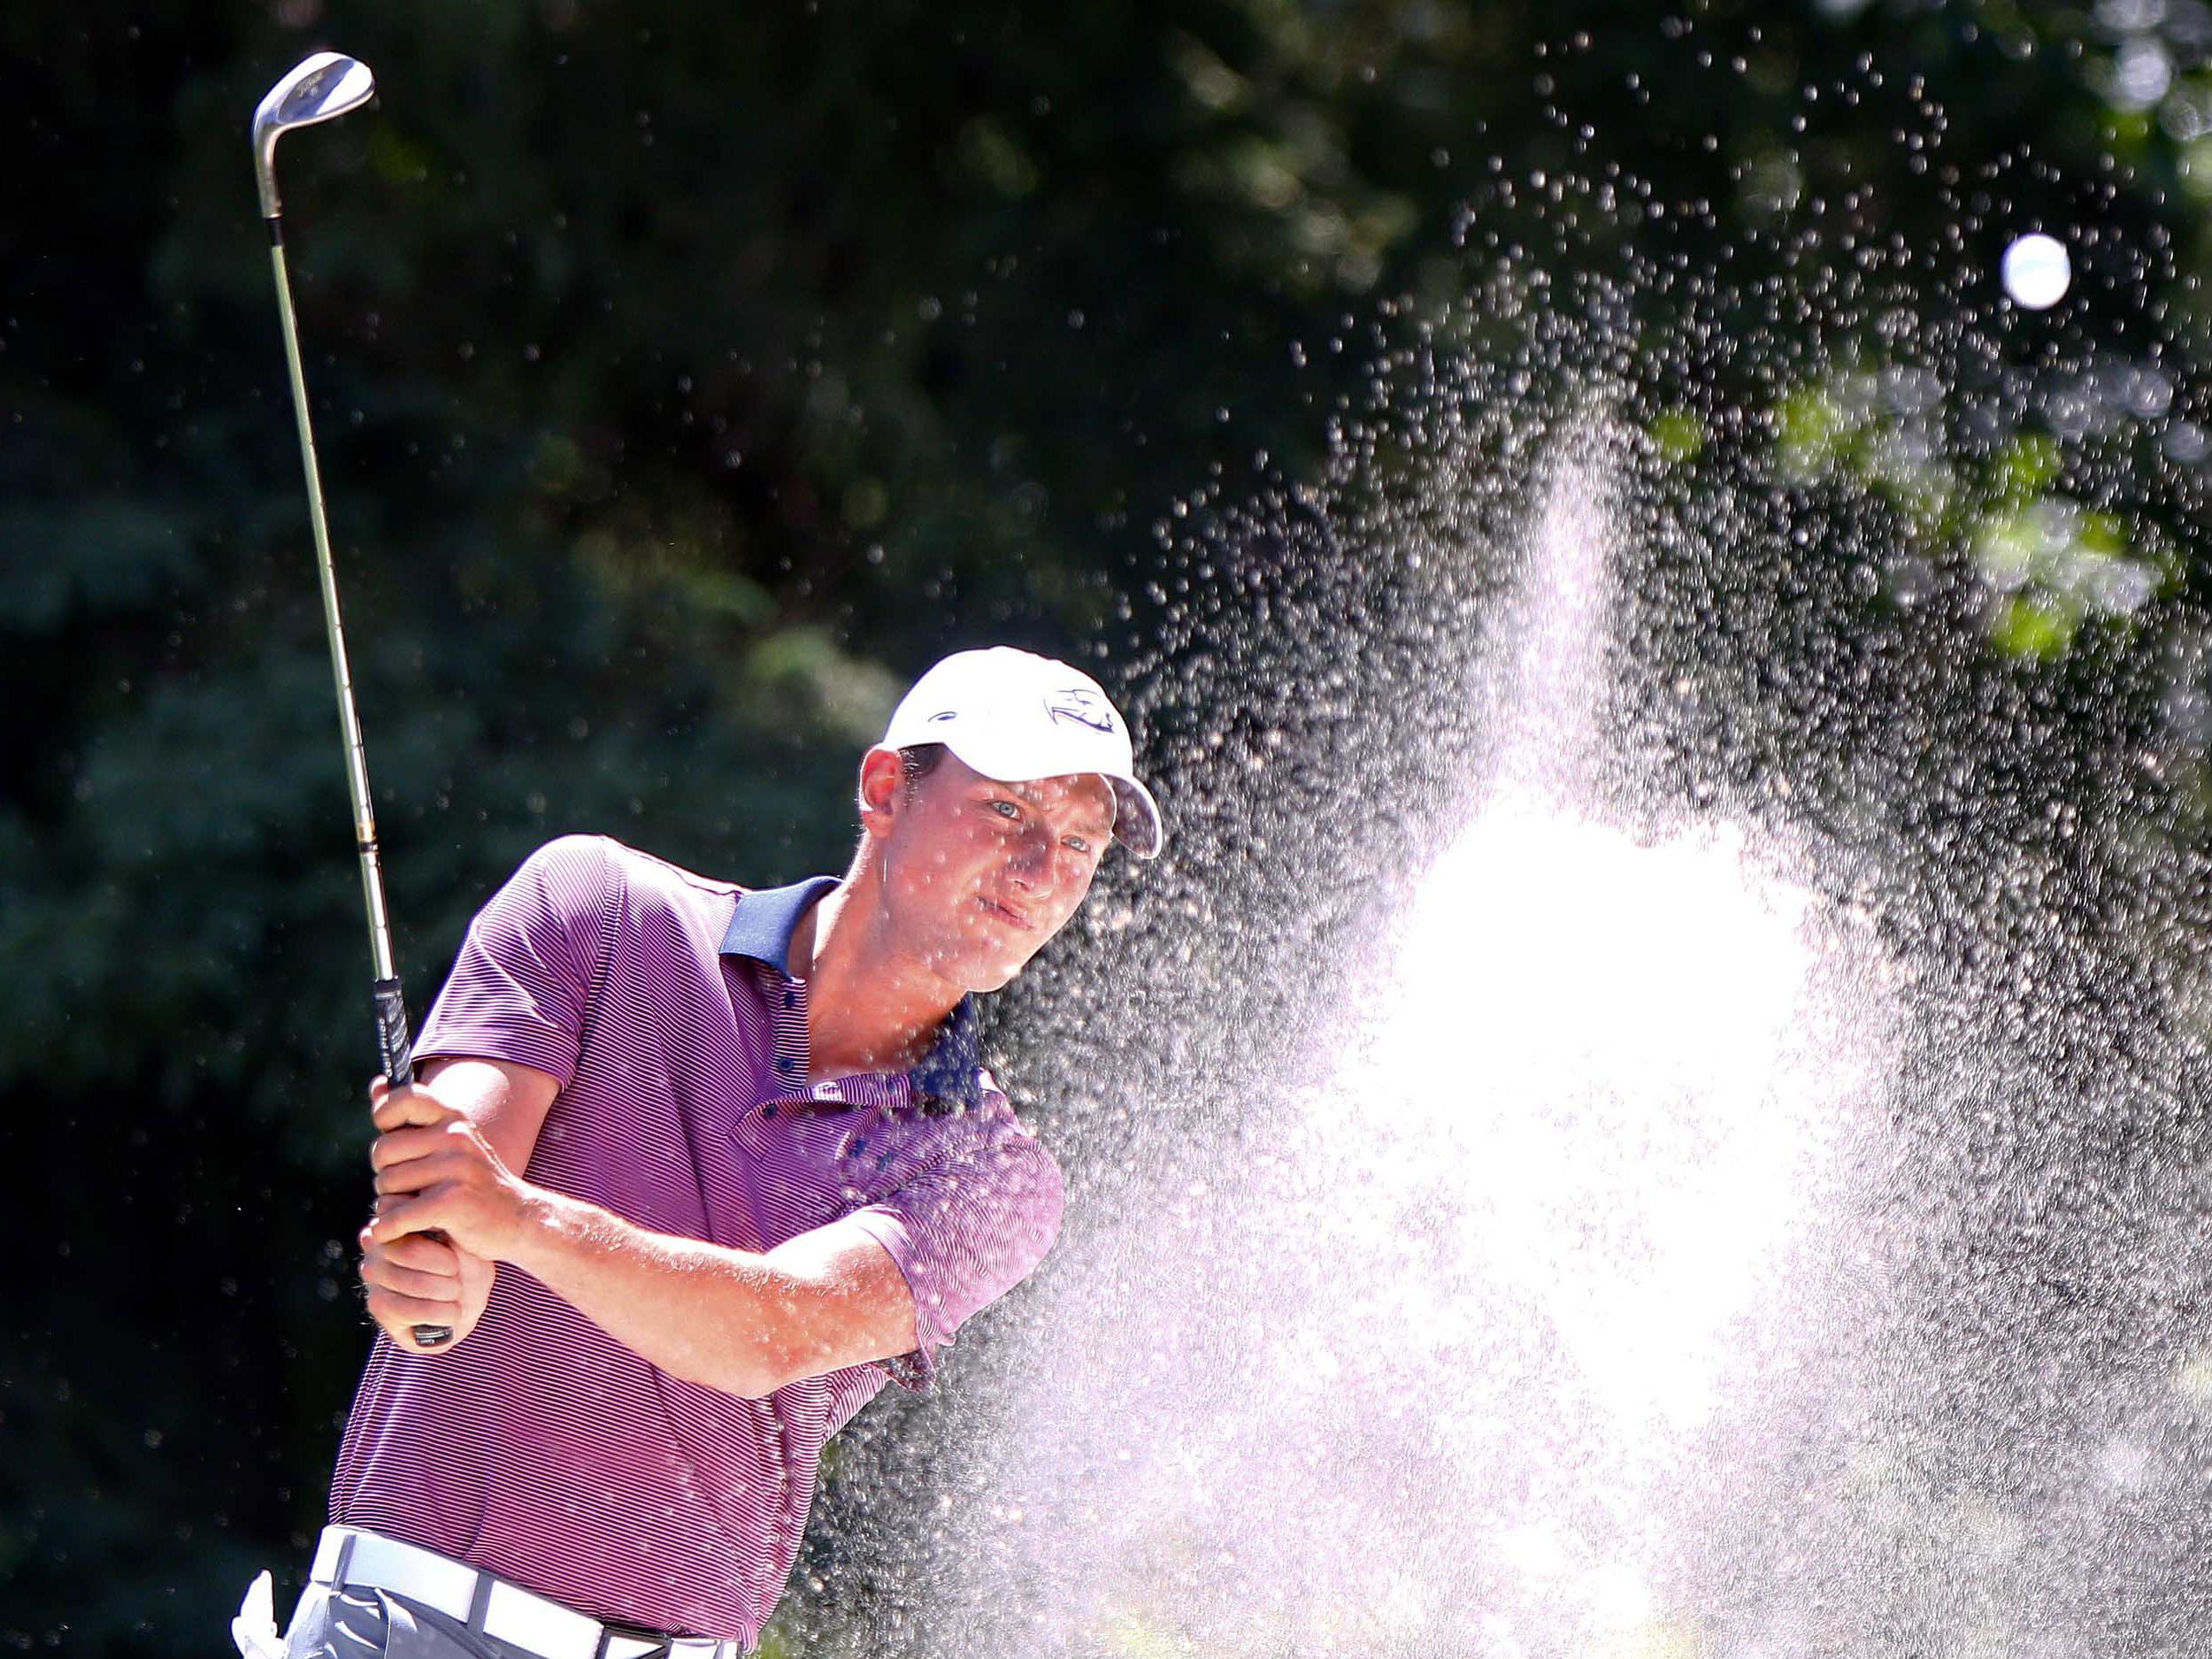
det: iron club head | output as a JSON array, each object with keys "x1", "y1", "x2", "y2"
[{"x1": 252, "y1": 52, "x2": 376, "y2": 219}]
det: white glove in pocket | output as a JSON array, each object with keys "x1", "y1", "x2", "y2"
[{"x1": 231, "y1": 1571, "x2": 289, "y2": 1659}]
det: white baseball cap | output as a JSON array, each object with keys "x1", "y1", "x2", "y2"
[{"x1": 880, "y1": 647, "x2": 1164, "y2": 858}]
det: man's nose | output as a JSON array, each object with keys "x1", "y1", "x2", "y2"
[{"x1": 1008, "y1": 828, "x2": 1053, "y2": 886}]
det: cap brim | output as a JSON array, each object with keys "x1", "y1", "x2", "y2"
[{"x1": 1109, "y1": 775, "x2": 1164, "y2": 859}]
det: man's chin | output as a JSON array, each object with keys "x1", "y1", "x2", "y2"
[
  {"x1": 954, "y1": 934, "x2": 1041, "y2": 995},
  {"x1": 964, "y1": 954, "x2": 1029, "y2": 995},
  {"x1": 918, "y1": 932, "x2": 1032, "y2": 995}
]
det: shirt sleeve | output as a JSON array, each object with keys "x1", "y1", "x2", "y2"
[
  {"x1": 412, "y1": 834, "x2": 616, "y2": 1089},
  {"x1": 841, "y1": 1090, "x2": 1065, "y2": 1394}
]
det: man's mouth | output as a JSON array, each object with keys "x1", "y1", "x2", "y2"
[{"x1": 979, "y1": 895, "x2": 1034, "y2": 930}]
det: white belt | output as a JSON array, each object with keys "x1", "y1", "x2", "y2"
[{"x1": 311, "y1": 1527, "x2": 745, "y2": 1659}]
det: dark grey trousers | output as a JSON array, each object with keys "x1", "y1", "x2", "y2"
[{"x1": 283, "y1": 1586, "x2": 546, "y2": 1659}]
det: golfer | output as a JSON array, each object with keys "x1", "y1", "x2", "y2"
[{"x1": 240, "y1": 647, "x2": 1161, "y2": 1659}]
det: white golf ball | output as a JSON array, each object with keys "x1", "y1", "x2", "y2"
[{"x1": 2001, "y1": 233, "x2": 2072, "y2": 311}]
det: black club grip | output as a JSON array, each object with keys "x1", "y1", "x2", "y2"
[
  {"x1": 373, "y1": 975, "x2": 414, "y2": 1087},
  {"x1": 371, "y1": 977, "x2": 450, "y2": 1348}
]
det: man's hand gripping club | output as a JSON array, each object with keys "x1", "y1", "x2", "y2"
[{"x1": 360, "y1": 1075, "x2": 510, "y2": 1353}]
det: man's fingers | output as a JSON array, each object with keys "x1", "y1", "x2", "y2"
[
  {"x1": 370, "y1": 1091, "x2": 448, "y2": 1133},
  {"x1": 376, "y1": 1232, "x2": 463, "y2": 1276},
  {"x1": 369, "y1": 1084, "x2": 453, "y2": 1134},
  {"x1": 364, "y1": 1256, "x2": 464, "y2": 1302},
  {"x1": 367, "y1": 1194, "x2": 445, "y2": 1246},
  {"x1": 368, "y1": 1123, "x2": 453, "y2": 1173},
  {"x1": 373, "y1": 1156, "x2": 451, "y2": 1197},
  {"x1": 360, "y1": 1229, "x2": 463, "y2": 1296},
  {"x1": 373, "y1": 1134, "x2": 495, "y2": 1195},
  {"x1": 365, "y1": 1285, "x2": 465, "y2": 1330}
]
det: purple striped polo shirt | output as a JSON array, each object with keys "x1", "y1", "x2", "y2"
[{"x1": 328, "y1": 834, "x2": 1064, "y2": 1644}]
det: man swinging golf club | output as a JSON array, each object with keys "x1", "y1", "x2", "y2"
[
  {"x1": 238, "y1": 50, "x2": 1163, "y2": 1659},
  {"x1": 241, "y1": 647, "x2": 1163, "y2": 1659}
]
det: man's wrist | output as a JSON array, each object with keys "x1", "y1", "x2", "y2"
[{"x1": 500, "y1": 1183, "x2": 572, "y2": 1273}]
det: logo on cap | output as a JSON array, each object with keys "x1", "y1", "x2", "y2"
[{"x1": 1045, "y1": 687, "x2": 1118, "y2": 734}]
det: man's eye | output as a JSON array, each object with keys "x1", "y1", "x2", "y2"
[
  {"x1": 1064, "y1": 836, "x2": 1092, "y2": 855},
  {"x1": 990, "y1": 800, "x2": 1022, "y2": 820}
]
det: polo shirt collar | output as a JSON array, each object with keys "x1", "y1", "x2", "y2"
[
  {"x1": 719, "y1": 876, "x2": 987, "y2": 1112},
  {"x1": 718, "y1": 876, "x2": 841, "y2": 975}
]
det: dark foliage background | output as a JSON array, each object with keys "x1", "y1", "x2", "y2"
[{"x1": 7, "y1": 1, "x2": 2212, "y2": 1652}]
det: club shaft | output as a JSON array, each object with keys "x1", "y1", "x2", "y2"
[{"x1": 266, "y1": 221, "x2": 414, "y2": 1087}]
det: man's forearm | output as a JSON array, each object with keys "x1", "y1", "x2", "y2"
[
  {"x1": 371, "y1": 1083, "x2": 920, "y2": 1390},
  {"x1": 506, "y1": 1188, "x2": 793, "y2": 1398}
]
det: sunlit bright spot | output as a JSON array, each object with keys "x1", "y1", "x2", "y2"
[
  {"x1": 1359, "y1": 795, "x2": 1835, "y2": 1436},
  {"x1": 2001, "y1": 234, "x2": 2073, "y2": 311}
]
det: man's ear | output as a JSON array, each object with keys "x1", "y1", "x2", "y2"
[{"x1": 856, "y1": 746, "x2": 904, "y2": 839}]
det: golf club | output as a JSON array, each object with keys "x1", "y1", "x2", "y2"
[{"x1": 253, "y1": 50, "x2": 450, "y2": 1348}]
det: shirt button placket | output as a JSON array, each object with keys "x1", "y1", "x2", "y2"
[{"x1": 760, "y1": 964, "x2": 809, "y2": 1575}]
